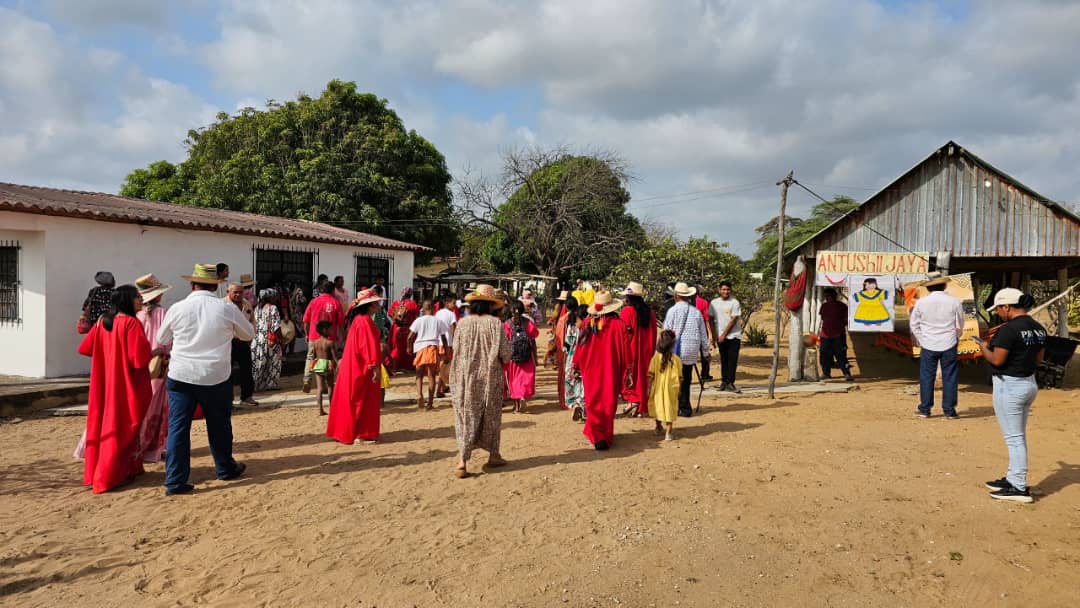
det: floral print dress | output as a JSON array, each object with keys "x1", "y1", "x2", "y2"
[
  {"x1": 252, "y1": 304, "x2": 283, "y2": 391},
  {"x1": 563, "y1": 322, "x2": 585, "y2": 413}
]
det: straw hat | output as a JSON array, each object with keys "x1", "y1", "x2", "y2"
[
  {"x1": 671, "y1": 281, "x2": 696, "y2": 297},
  {"x1": 464, "y1": 284, "x2": 504, "y2": 309},
  {"x1": 556, "y1": 290, "x2": 569, "y2": 301},
  {"x1": 238, "y1": 273, "x2": 256, "y2": 287},
  {"x1": 182, "y1": 263, "x2": 225, "y2": 284},
  {"x1": 589, "y1": 289, "x2": 624, "y2": 316},
  {"x1": 923, "y1": 273, "x2": 950, "y2": 288},
  {"x1": 134, "y1": 273, "x2": 171, "y2": 302},
  {"x1": 624, "y1": 281, "x2": 645, "y2": 297},
  {"x1": 350, "y1": 287, "x2": 384, "y2": 309}
]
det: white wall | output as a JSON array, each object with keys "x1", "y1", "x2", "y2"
[
  {"x1": 0, "y1": 227, "x2": 46, "y2": 376},
  {"x1": 0, "y1": 211, "x2": 414, "y2": 378}
]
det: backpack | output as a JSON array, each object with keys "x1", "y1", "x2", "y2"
[{"x1": 510, "y1": 321, "x2": 533, "y2": 363}]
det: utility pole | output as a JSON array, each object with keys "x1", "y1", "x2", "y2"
[{"x1": 768, "y1": 171, "x2": 794, "y2": 399}]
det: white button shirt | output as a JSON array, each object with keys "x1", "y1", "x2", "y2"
[
  {"x1": 909, "y1": 291, "x2": 964, "y2": 352},
  {"x1": 157, "y1": 289, "x2": 256, "y2": 386}
]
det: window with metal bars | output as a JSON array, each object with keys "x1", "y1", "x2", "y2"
[
  {"x1": 354, "y1": 254, "x2": 392, "y2": 300},
  {"x1": 253, "y1": 246, "x2": 318, "y2": 301},
  {"x1": 0, "y1": 242, "x2": 20, "y2": 323}
]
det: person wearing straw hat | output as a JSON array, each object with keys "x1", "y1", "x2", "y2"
[
  {"x1": 450, "y1": 285, "x2": 512, "y2": 477},
  {"x1": 910, "y1": 275, "x2": 964, "y2": 419},
  {"x1": 235, "y1": 273, "x2": 257, "y2": 309},
  {"x1": 620, "y1": 281, "x2": 657, "y2": 417},
  {"x1": 134, "y1": 274, "x2": 173, "y2": 462},
  {"x1": 326, "y1": 288, "x2": 385, "y2": 444},
  {"x1": 662, "y1": 282, "x2": 709, "y2": 417},
  {"x1": 572, "y1": 290, "x2": 632, "y2": 451},
  {"x1": 519, "y1": 289, "x2": 543, "y2": 326},
  {"x1": 156, "y1": 263, "x2": 254, "y2": 496}
]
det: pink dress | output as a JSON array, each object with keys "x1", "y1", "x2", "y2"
[
  {"x1": 503, "y1": 319, "x2": 539, "y2": 400},
  {"x1": 136, "y1": 304, "x2": 170, "y2": 463}
]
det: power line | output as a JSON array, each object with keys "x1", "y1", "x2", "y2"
[
  {"x1": 630, "y1": 180, "x2": 774, "y2": 203},
  {"x1": 790, "y1": 179, "x2": 930, "y2": 263}
]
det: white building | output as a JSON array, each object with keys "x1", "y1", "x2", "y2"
[{"x1": 0, "y1": 183, "x2": 426, "y2": 378}]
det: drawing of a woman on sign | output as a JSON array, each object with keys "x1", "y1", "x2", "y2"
[{"x1": 848, "y1": 276, "x2": 894, "y2": 332}]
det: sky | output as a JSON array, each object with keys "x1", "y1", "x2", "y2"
[{"x1": 2, "y1": 0, "x2": 1079, "y2": 256}]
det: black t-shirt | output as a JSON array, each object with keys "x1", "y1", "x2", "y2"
[{"x1": 988, "y1": 316, "x2": 1047, "y2": 377}]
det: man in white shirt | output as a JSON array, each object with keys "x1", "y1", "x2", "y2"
[
  {"x1": 408, "y1": 300, "x2": 450, "y2": 409},
  {"x1": 708, "y1": 281, "x2": 743, "y2": 393},
  {"x1": 662, "y1": 282, "x2": 709, "y2": 417},
  {"x1": 157, "y1": 264, "x2": 255, "y2": 496},
  {"x1": 909, "y1": 277, "x2": 965, "y2": 419},
  {"x1": 434, "y1": 294, "x2": 458, "y2": 398}
]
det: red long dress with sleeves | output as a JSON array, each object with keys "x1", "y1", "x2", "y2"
[
  {"x1": 572, "y1": 314, "x2": 630, "y2": 446},
  {"x1": 619, "y1": 306, "x2": 657, "y2": 415},
  {"x1": 326, "y1": 315, "x2": 383, "y2": 443},
  {"x1": 77, "y1": 315, "x2": 152, "y2": 493}
]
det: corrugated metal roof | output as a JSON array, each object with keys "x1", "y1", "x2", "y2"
[
  {"x1": 0, "y1": 182, "x2": 430, "y2": 252},
  {"x1": 789, "y1": 141, "x2": 1080, "y2": 259}
]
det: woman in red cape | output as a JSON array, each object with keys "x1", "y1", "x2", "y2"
[
  {"x1": 619, "y1": 283, "x2": 657, "y2": 416},
  {"x1": 327, "y1": 289, "x2": 384, "y2": 444},
  {"x1": 77, "y1": 285, "x2": 153, "y2": 493},
  {"x1": 572, "y1": 290, "x2": 631, "y2": 451}
]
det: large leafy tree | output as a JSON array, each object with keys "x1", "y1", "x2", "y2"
[
  {"x1": 750, "y1": 195, "x2": 859, "y2": 274},
  {"x1": 457, "y1": 147, "x2": 647, "y2": 281},
  {"x1": 119, "y1": 80, "x2": 458, "y2": 256},
  {"x1": 606, "y1": 236, "x2": 767, "y2": 319}
]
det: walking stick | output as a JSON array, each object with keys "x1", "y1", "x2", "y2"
[{"x1": 693, "y1": 363, "x2": 705, "y2": 413}]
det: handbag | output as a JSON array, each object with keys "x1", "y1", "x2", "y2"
[
  {"x1": 148, "y1": 354, "x2": 167, "y2": 379},
  {"x1": 76, "y1": 314, "x2": 92, "y2": 334},
  {"x1": 280, "y1": 319, "x2": 296, "y2": 345}
]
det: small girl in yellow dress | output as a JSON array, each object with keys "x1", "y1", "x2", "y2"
[
  {"x1": 852, "y1": 277, "x2": 891, "y2": 325},
  {"x1": 648, "y1": 330, "x2": 682, "y2": 441}
]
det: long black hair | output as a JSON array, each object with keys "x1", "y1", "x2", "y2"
[
  {"x1": 101, "y1": 285, "x2": 139, "y2": 332},
  {"x1": 346, "y1": 301, "x2": 375, "y2": 328},
  {"x1": 470, "y1": 300, "x2": 495, "y2": 316},
  {"x1": 625, "y1": 293, "x2": 651, "y2": 328},
  {"x1": 511, "y1": 300, "x2": 526, "y2": 329}
]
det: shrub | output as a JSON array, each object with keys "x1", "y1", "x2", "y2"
[{"x1": 744, "y1": 324, "x2": 768, "y2": 346}]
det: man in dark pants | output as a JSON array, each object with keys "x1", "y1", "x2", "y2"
[
  {"x1": 157, "y1": 264, "x2": 255, "y2": 495},
  {"x1": 817, "y1": 288, "x2": 854, "y2": 381},
  {"x1": 909, "y1": 277, "x2": 964, "y2": 419},
  {"x1": 709, "y1": 281, "x2": 743, "y2": 393},
  {"x1": 662, "y1": 282, "x2": 709, "y2": 417},
  {"x1": 226, "y1": 282, "x2": 257, "y2": 406}
]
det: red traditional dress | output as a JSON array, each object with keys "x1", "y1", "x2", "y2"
[
  {"x1": 503, "y1": 318, "x2": 539, "y2": 400},
  {"x1": 572, "y1": 314, "x2": 630, "y2": 447},
  {"x1": 620, "y1": 306, "x2": 657, "y2": 415},
  {"x1": 326, "y1": 315, "x2": 383, "y2": 443},
  {"x1": 77, "y1": 315, "x2": 152, "y2": 493}
]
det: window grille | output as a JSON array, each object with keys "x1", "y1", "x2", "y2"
[
  {"x1": 252, "y1": 245, "x2": 319, "y2": 300},
  {"x1": 353, "y1": 254, "x2": 393, "y2": 300},
  {"x1": 0, "y1": 241, "x2": 20, "y2": 324}
]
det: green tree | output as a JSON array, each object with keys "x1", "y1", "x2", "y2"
[
  {"x1": 606, "y1": 236, "x2": 766, "y2": 318},
  {"x1": 119, "y1": 160, "x2": 190, "y2": 202},
  {"x1": 750, "y1": 195, "x2": 859, "y2": 274},
  {"x1": 458, "y1": 147, "x2": 646, "y2": 281},
  {"x1": 120, "y1": 80, "x2": 458, "y2": 256}
]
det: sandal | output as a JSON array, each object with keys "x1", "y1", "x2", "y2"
[
  {"x1": 486, "y1": 456, "x2": 507, "y2": 468},
  {"x1": 454, "y1": 466, "x2": 468, "y2": 479}
]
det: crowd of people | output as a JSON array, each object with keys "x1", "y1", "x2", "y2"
[{"x1": 74, "y1": 265, "x2": 1049, "y2": 503}]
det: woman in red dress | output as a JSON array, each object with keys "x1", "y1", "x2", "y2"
[
  {"x1": 619, "y1": 282, "x2": 657, "y2": 417},
  {"x1": 327, "y1": 288, "x2": 385, "y2": 444},
  {"x1": 572, "y1": 290, "x2": 632, "y2": 451},
  {"x1": 77, "y1": 285, "x2": 153, "y2": 493}
]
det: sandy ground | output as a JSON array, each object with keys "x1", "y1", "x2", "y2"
[{"x1": 2, "y1": 344, "x2": 1080, "y2": 607}]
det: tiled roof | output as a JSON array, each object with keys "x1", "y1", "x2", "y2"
[{"x1": 0, "y1": 182, "x2": 430, "y2": 252}]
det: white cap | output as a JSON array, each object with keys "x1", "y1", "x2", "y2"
[{"x1": 992, "y1": 288, "x2": 1024, "y2": 307}]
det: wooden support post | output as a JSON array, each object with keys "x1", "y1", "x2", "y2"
[
  {"x1": 769, "y1": 171, "x2": 794, "y2": 399},
  {"x1": 1058, "y1": 267, "x2": 1070, "y2": 338}
]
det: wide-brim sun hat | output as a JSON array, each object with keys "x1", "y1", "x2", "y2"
[
  {"x1": 992, "y1": 287, "x2": 1024, "y2": 307},
  {"x1": 624, "y1": 281, "x2": 645, "y2": 297},
  {"x1": 671, "y1": 281, "x2": 696, "y2": 297},
  {"x1": 182, "y1": 263, "x2": 225, "y2": 284},
  {"x1": 923, "y1": 275, "x2": 950, "y2": 288},
  {"x1": 351, "y1": 287, "x2": 384, "y2": 308},
  {"x1": 238, "y1": 273, "x2": 256, "y2": 287},
  {"x1": 464, "y1": 284, "x2": 504, "y2": 309},
  {"x1": 589, "y1": 289, "x2": 624, "y2": 316},
  {"x1": 134, "y1": 273, "x2": 171, "y2": 302}
]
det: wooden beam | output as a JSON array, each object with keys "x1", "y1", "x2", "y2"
[{"x1": 1058, "y1": 267, "x2": 1070, "y2": 338}]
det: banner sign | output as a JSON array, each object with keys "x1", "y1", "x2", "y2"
[{"x1": 816, "y1": 251, "x2": 930, "y2": 275}]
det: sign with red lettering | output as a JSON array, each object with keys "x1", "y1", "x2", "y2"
[{"x1": 815, "y1": 251, "x2": 930, "y2": 287}]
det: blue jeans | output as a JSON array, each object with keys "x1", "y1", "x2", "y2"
[
  {"x1": 992, "y1": 374, "x2": 1038, "y2": 491},
  {"x1": 165, "y1": 378, "x2": 240, "y2": 490},
  {"x1": 918, "y1": 345, "x2": 958, "y2": 416}
]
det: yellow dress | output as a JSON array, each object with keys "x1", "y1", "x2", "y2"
[
  {"x1": 572, "y1": 288, "x2": 595, "y2": 306},
  {"x1": 647, "y1": 353, "x2": 682, "y2": 423},
  {"x1": 853, "y1": 289, "x2": 890, "y2": 325}
]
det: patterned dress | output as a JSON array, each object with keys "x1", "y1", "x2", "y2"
[
  {"x1": 563, "y1": 322, "x2": 585, "y2": 412},
  {"x1": 450, "y1": 314, "x2": 512, "y2": 461},
  {"x1": 252, "y1": 304, "x2": 283, "y2": 391}
]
